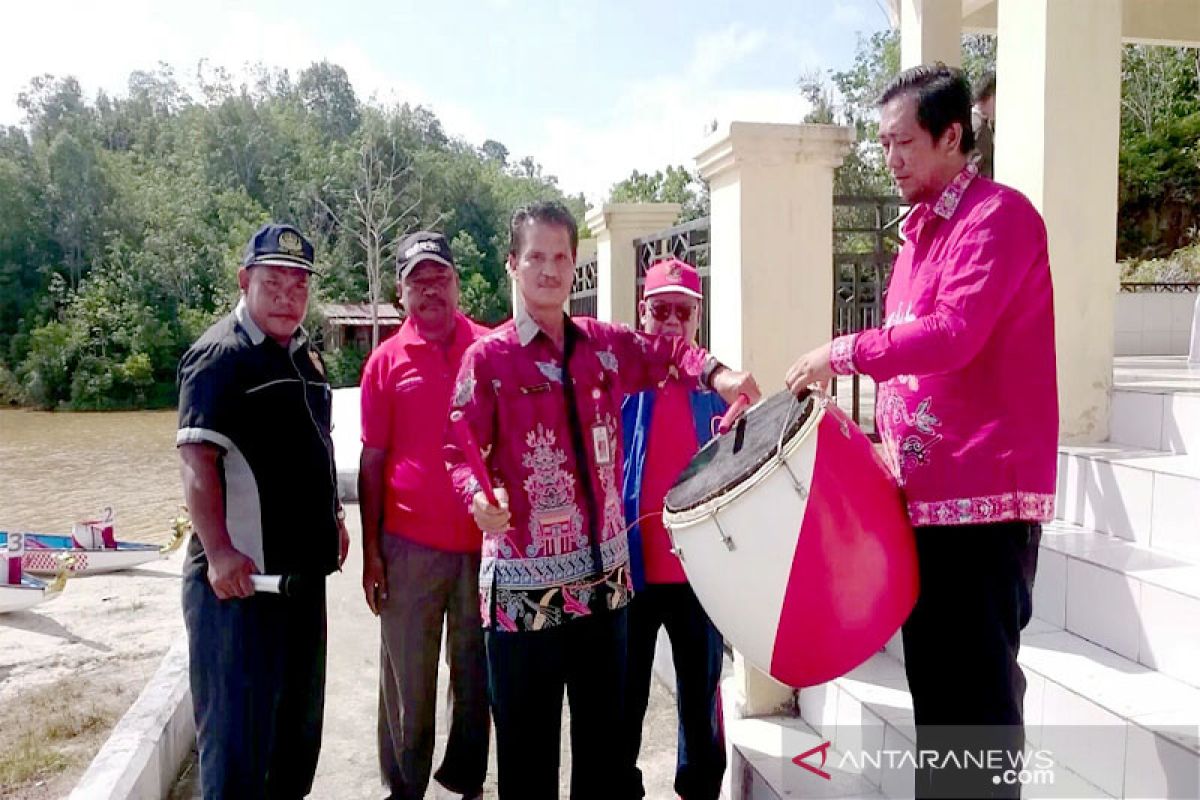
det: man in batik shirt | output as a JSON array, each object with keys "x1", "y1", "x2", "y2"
[{"x1": 446, "y1": 201, "x2": 759, "y2": 800}]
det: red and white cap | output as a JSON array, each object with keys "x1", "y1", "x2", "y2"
[{"x1": 643, "y1": 258, "x2": 703, "y2": 300}]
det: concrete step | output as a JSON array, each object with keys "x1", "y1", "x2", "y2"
[
  {"x1": 721, "y1": 677, "x2": 884, "y2": 800},
  {"x1": 798, "y1": 624, "x2": 1200, "y2": 799},
  {"x1": 1057, "y1": 441, "x2": 1200, "y2": 561},
  {"x1": 1109, "y1": 386, "x2": 1200, "y2": 456},
  {"x1": 1036, "y1": 520, "x2": 1200, "y2": 689}
]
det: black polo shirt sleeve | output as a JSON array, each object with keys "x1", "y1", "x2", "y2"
[{"x1": 176, "y1": 343, "x2": 240, "y2": 452}]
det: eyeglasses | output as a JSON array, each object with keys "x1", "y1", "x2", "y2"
[{"x1": 648, "y1": 303, "x2": 695, "y2": 323}]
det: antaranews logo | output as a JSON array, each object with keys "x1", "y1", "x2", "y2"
[
  {"x1": 792, "y1": 741, "x2": 832, "y2": 780},
  {"x1": 792, "y1": 741, "x2": 1057, "y2": 788}
]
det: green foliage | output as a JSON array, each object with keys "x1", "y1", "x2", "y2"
[
  {"x1": 608, "y1": 165, "x2": 709, "y2": 222},
  {"x1": 0, "y1": 364, "x2": 22, "y2": 405},
  {"x1": 323, "y1": 346, "x2": 368, "y2": 388},
  {"x1": 452, "y1": 230, "x2": 510, "y2": 323},
  {"x1": 2, "y1": 62, "x2": 581, "y2": 409},
  {"x1": 801, "y1": 31, "x2": 1198, "y2": 262},
  {"x1": 1120, "y1": 242, "x2": 1200, "y2": 283},
  {"x1": 1118, "y1": 45, "x2": 1200, "y2": 259}
]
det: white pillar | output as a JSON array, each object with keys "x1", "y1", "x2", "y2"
[
  {"x1": 696, "y1": 122, "x2": 853, "y2": 717},
  {"x1": 996, "y1": 0, "x2": 1122, "y2": 443},
  {"x1": 901, "y1": 0, "x2": 963, "y2": 69},
  {"x1": 696, "y1": 122, "x2": 854, "y2": 391},
  {"x1": 585, "y1": 204, "x2": 681, "y2": 326}
]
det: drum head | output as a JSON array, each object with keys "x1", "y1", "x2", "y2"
[{"x1": 665, "y1": 389, "x2": 815, "y2": 514}]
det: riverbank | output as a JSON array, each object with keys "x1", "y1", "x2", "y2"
[
  {"x1": 0, "y1": 550, "x2": 186, "y2": 798},
  {"x1": 0, "y1": 407, "x2": 186, "y2": 797}
]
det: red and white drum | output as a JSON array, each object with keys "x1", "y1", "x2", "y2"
[{"x1": 663, "y1": 389, "x2": 918, "y2": 688}]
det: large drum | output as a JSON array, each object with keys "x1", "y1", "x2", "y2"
[{"x1": 663, "y1": 389, "x2": 918, "y2": 688}]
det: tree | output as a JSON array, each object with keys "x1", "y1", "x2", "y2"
[
  {"x1": 1, "y1": 59, "x2": 590, "y2": 408},
  {"x1": 316, "y1": 126, "x2": 430, "y2": 349},
  {"x1": 480, "y1": 139, "x2": 509, "y2": 166},
  {"x1": 452, "y1": 230, "x2": 509, "y2": 322},
  {"x1": 17, "y1": 75, "x2": 93, "y2": 145},
  {"x1": 608, "y1": 165, "x2": 708, "y2": 221},
  {"x1": 297, "y1": 61, "x2": 360, "y2": 140},
  {"x1": 1122, "y1": 45, "x2": 1200, "y2": 138},
  {"x1": 46, "y1": 130, "x2": 108, "y2": 288}
]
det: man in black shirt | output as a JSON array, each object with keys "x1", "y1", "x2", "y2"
[{"x1": 176, "y1": 222, "x2": 349, "y2": 799}]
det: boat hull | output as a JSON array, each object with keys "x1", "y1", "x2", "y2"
[
  {"x1": 0, "y1": 576, "x2": 51, "y2": 614},
  {"x1": 1, "y1": 533, "x2": 165, "y2": 576}
]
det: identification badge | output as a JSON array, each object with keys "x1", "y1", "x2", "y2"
[{"x1": 592, "y1": 424, "x2": 612, "y2": 465}]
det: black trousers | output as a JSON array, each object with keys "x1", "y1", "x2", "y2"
[
  {"x1": 183, "y1": 567, "x2": 326, "y2": 800},
  {"x1": 901, "y1": 521, "x2": 1041, "y2": 799},
  {"x1": 485, "y1": 607, "x2": 631, "y2": 800},
  {"x1": 624, "y1": 584, "x2": 726, "y2": 800}
]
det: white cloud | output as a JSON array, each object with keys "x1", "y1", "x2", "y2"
[
  {"x1": 529, "y1": 24, "x2": 813, "y2": 204},
  {"x1": 831, "y1": 0, "x2": 871, "y2": 29},
  {"x1": 0, "y1": 1, "x2": 487, "y2": 143},
  {"x1": 0, "y1": 8, "x2": 811, "y2": 204},
  {"x1": 688, "y1": 23, "x2": 769, "y2": 83}
]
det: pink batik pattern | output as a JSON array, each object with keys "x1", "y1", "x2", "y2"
[{"x1": 446, "y1": 312, "x2": 715, "y2": 630}]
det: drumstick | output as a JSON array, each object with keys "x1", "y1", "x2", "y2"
[
  {"x1": 250, "y1": 574, "x2": 307, "y2": 596},
  {"x1": 450, "y1": 410, "x2": 499, "y2": 506},
  {"x1": 718, "y1": 393, "x2": 751, "y2": 435}
]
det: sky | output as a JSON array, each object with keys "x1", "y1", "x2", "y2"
[{"x1": 0, "y1": 0, "x2": 892, "y2": 201}]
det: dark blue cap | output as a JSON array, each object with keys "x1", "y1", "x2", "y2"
[
  {"x1": 395, "y1": 231, "x2": 456, "y2": 281},
  {"x1": 242, "y1": 223, "x2": 318, "y2": 273}
]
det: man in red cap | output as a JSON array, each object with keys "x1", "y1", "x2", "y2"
[{"x1": 621, "y1": 258, "x2": 727, "y2": 800}]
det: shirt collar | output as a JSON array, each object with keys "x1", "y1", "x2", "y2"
[
  {"x1": 398, "y1": 312, "x2": 471, "y2": 349},
  {"x1": 235, "y1": 299, "x2": 266, "y2": 346},
  {"x1": 515, "y1": 307, "x2": 587, "y2": 348},
  {"x1": 235, "y1": 298, "x2": 307, "y2": 352},
  {"x1": 931, "y1": 160, "x2": 979, "y2": 220}
]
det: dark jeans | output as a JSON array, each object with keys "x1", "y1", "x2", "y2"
[
  {"x1": 377, "y1": 534, "x2": 489, "y2": 799},
  {"x1": 901, "y1": 522, "x2": 1041, "y2": 799},
  {"x1": 182, "y1": 566, "x2": 326, "y2": 800},
  {"x1": 625, "y1": 584, "x2": 726, "y2": 800},
  {"x1": 485, "y1": 607, "x2": 631, "y2": 800}
]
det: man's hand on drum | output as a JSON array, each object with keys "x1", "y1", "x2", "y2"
[
  {"x1": 785, "y1": 342, "x2": 835, "y2": 396},
  {"x1": 472, "y1": 486, "x2": 511, "y2": 533},
  {"x1": 711, "y1": 367, "x2": 762, "y2": 407}
]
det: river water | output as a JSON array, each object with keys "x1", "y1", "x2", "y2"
[{"x1": 0, "y1": 407, "x2": 183, "y2": 545}]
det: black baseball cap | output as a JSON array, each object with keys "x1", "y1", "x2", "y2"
[
  {"x1": 242, "y1": 223, "x2": 318, "y2": 273},
  {"x1": 396, "y1": 231, "x2": 456, "y2": 281}
]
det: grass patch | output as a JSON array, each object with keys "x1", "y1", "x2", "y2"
[{"x1": 0, "y1": 677, "x2": 121, "y2": 794}]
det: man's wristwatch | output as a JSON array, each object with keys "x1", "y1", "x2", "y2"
[{"x1": 335, "y1": 505, "x2": 347, "y2": 522}]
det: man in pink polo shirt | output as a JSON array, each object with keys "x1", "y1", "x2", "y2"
[
  {"x1": 786, "y1": 65, "x2": 1057, "y2": 799},
  {"x1": 620, "y1": 259, "x2": 727, "y2": 800},
  {"x1": 359, "y1": 231, "x2": 489, "y2": 800}
]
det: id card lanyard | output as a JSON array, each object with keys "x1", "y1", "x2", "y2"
[{"x1": 561, "y1": 320, "x2": 606, "y2": 582}]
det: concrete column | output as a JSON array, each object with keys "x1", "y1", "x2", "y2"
[
  {"x1": 563, "y1": 238, "x2": 599, "y2": 314},
  {"x1": 996, "y1": 0, "x2": 1122, "y2": 443},
  {"x1": 695, "y1": 122, "x2": 854, "y2": 390},
  {"x1": 695, "y1": 122, "x2": 853, "y2": 716},
  {"x1": 585, "y1": 203, "x2": 681, "y2": 326},
  {"x1": 901, "y1": 0, "x2": 963, "y2": 69}
]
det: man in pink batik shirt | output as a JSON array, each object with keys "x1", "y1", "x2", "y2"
[
  {"x1": 786, "y1": 65, "x2": 1057, "y2": 800},
  {"x1": 446, "y1": 201, "x2": 759, "y2": 800}
]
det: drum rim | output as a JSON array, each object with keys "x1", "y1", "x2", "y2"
[{"x1": 663, "y1": 393, "x2": 826, "y2": 529}]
